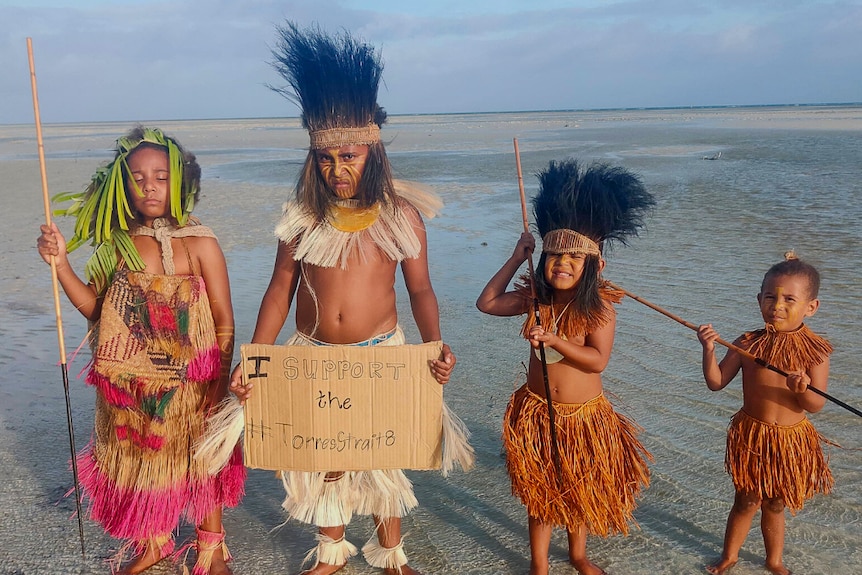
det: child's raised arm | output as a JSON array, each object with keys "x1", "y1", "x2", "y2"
[
  {"x1": 36, "y1": 222, "x2": 101, "y2": 321},
  {"x1": 697, "y1": 324, "x2": 742, "y2": 391},
  {"x1": 476, "y1": 232, "x2": 535, "y2": 317}
]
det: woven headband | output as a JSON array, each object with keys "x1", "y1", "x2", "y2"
[
  {"x1": 542, "y1": 229, "x2": 601, "y2": 257},
  {"x1": 309, "y1": 124, "x2": 380, "y2": 149}
]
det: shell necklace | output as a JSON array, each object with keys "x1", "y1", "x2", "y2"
[{"x1": 534, "y1": 295, "x2": 574, "y2": 364}]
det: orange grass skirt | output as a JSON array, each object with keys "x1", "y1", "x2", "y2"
[
  {"x1": 502, "y1": 386, "x2": 651, "y2": 535},
  {"x1": 725, "y1": 410, "x2": 833, "y2": 513}
]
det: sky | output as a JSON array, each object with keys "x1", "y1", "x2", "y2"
[{"x1": 1, "y1": 0, "x2": 860, "y2": 124}]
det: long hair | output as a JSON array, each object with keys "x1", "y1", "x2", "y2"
[
  {"x1": 270, "y1": 21, "x2": 395, "y2": 218},
  {"x1": 295, "y1": 141, "x2": 395, "y2": 220}
]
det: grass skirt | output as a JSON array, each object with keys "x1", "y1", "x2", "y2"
[
  {"x1": 78, "y1": 270, "x2": 245, "y2": 542},
  {"x1": 725, "y1": 410, "x2": 833, "y2": 512},
  {"x1": 503, "y1": 386, "x2": 651, "y2": 535}
]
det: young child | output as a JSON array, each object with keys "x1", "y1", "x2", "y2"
[
  {"x1": 229, "y1": 23, "x2": 457, "y2": 575},
  {"x1": 36, "y1": 126, "x2": 245, "y2": 575},
  {"x1": 476, "y1": 159, "x2": 654, "y2": 575},
  {"x1": 697, "y1": 252, "x2": 834, "y2": 575}
]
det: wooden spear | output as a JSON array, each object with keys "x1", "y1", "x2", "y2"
[
  {"x1": 27, "y1": 37, "x2": 86, "y2": 556},
  {"x1": 514, "y1": 138, "x2": 563, "y2": 479},
  {"x1": 607, "y1": 280, "x2": 862, "y2": 418}
]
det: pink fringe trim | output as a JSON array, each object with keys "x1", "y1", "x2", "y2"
[
  {"x1": 87, "y1": 371, "x2": 137, "y2": 408},
  {"x1": 211, "y1": 446, "x2": 246, "y2": 510},
  {"x1": 75, "y1": 444, "x2": 245, "y2": 541},
  {"x1": 88, "y1": 345, "x2": 218, "y2": 408},
  {"x1": 187, "y1": 346, "x2": 220, "y2": 383},
  {"x1": 115, "y1": 425, "x2": 166, "y2": 451}
]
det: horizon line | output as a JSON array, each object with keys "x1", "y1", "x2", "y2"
[{"x1": 3, "y1": 101, "x2": 861, "y2": 128}]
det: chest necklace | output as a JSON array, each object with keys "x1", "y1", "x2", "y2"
[{"x1": 534, "y1": 296, "x2": 575, "y2": 364}]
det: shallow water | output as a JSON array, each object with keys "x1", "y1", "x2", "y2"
[{"x1": 1, "y1": 107, "x2": 860, "y2": 574}]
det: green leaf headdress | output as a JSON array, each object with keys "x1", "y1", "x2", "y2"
[{"x1": 52, "y1": 126, "x2": 201, "y2": 294}]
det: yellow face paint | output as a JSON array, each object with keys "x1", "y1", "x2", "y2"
[
  {"x1": 758, "y1": 275, "x2": 813, "y2": 332},
  {"x1": 315, "y1": 145, "x2": 369, "y2": 199}
]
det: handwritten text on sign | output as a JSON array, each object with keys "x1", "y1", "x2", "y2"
[{"x1": 241, "y1": 341, "x2": 444, "y2": 472}]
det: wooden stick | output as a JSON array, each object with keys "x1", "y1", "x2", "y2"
[
  {"x1": 514, "y1": 138, "x2": 563, "y2": 479},
  {"x1": 514, "y1": 139, "x2": 533, "y2": 274},
  {"x1": 27, "y1": 37, "x2": 86, "y2": 557},
  {"x1": 607, "y1": 280, "x2": 862, "y2": 418}
]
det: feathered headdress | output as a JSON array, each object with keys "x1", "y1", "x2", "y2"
[
  {"x1": 52, "y1": 126, "x2": 200, "y2": 293},
  {"x1": 520, "y1": 158, "x2": 655, "y2": 315},
  {"x1": 269, "y1": 22, "x2": 386, "y2": 148},
  {"x1": 533, "y1": 159, "x2": 655, "y2": 254}
]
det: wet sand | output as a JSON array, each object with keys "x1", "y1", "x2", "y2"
[{"x1": 2, "y1": 107, "x2": 860, "y2": 574}]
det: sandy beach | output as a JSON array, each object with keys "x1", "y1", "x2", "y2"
[{"x1": 2, "y1": 106, "x2": 860, "y2": 574}]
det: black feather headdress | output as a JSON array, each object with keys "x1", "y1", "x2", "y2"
[
  {"x1": 524, "y1": 158, "x2": 655, "y2": 309},
  {"x1": 533, "y1": 158, "x2": 655, "y2": 251},
  {"x1": 270, "y1": 22, "x2": 386, "y2": 147}
]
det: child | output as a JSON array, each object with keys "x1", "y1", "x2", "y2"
[
  {"x1": 476, "y1": 159, "x2": 654, "y2": 575},
  {"x1": 697, "y1": 252, "x2": 834, "y2": 575},
  {"x1": 229, "y1": 23, "x2": 457, "y2": 575},
  {"x1": 36, "y1": 126, "x2": 245, "y2": 575}
]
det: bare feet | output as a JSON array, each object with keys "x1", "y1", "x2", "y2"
[
  {"x1": 300, "y1": 562, "x2": 421, "y2": 575},
  {"x1": 705, "y1": 557, "x2": 737, "y2": 574},
  {"x1": 571, "y1": 557, "x2": 607, "y2": 575},
  {"x1": 207, "y1": 549, "x2": 233, "y2": 575},
  {"x1": 299, "y1": 562, "x2": 346, "y2": 575},
  {"x1": 115, "y1": 544, "x2": 168, "y2": 575},
  {"x1": 765, "y1": 561, "x2": 792, "y2": 575}
]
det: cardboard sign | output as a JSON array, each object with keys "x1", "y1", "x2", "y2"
[{"x1": 241, "y1": 341, "x2": 444, "y2": 472}]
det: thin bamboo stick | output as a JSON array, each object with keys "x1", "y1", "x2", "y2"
[
  {"x1": 27, "y1": 37, "x2": 86, "y2": 556},
  {"x1": 514, "y1": 138, "x2": 563, "y2": 479}
]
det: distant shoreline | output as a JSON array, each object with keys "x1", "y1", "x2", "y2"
[{"x1": 3, "y1": 102, "x2": 861, "y2": 128}]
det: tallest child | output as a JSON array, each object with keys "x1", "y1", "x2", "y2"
[{"x1": 230, "y1": 22, "x2": 457, "y2": 575}]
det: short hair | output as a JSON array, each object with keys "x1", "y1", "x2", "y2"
[{"x1": 762, "y1": 253, "x2": 821, "y2": 299}]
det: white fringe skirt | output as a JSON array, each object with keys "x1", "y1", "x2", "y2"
[{"x1": 280, "y1": 327, "x2": 419, "y2": 527}]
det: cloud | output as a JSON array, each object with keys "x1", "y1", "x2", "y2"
[{"x1": 1, "y1": 0, "x2": 859, "y2": 124}]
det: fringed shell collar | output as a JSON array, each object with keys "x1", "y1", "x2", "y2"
[
  {"x1": 516, "y1": 278, "x2": 624, "y2": 339},
  {"x1": 740, "y1": 323, "x2": 832, "y2": 372},
  {"x1": 274, "y1": 180, "x2": 442, "y2": 269}
]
